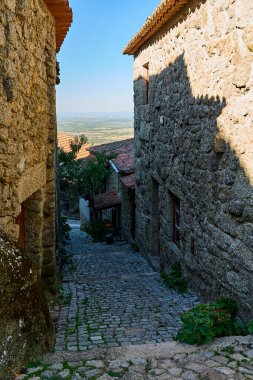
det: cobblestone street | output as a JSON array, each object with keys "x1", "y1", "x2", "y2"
[
  {"x1": 15, "y1": 225, "x2": 253, "y2": 379},
  {"x1": 55, "y1": 226, "x2": 199, "y2": 352}
]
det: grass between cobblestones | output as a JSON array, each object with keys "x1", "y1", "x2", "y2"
[
  {"x1": 16, "y1": 341, "x2": 253, "y2": 380},
  {"x1": 15, "y1": 232, "x2": 253, "y2": 379}
]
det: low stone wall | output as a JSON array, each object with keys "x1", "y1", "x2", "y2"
[{"x1": 133, "y1": 0, "x2": 253, "y2": 320}]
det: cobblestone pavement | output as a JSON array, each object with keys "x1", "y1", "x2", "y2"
[
  {"x1": 16, "y1": 337, "x2": 253, "y2": 379},
  {"x1": 15, "y1": 225, "x2": 253, "y2": 379},
  {"x1": 55, "y1": 227, "x2": 199, "y2": 352}
]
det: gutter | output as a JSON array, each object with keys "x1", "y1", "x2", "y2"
[{"x1": 109, "y1": 160, "x2": 120, "y2": 174}]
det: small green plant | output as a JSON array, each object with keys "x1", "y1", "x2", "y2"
[
  {"x1": 62, "y1": 360, "x2": 75, "y2": 375},
  {"x1": 57, "y1": 247, "x2": 73, "y2": 271},
  {"x1": 84, "y1": 220, "x2": 107, "y2": 242},
  {"x1": 60, "y1": 216, "x2": 72, "y2": 241},
  {"x1": 222, "y1": 345, "x2": 235, "y2": 355},
  {"x1": 130, "y1": 242, "x2": 140, "y2": 252},
  {"x1": 247, "y1": 320, "x2": 253, "y2": 334},
  {"x1": 161, "y1": 262, "x2": 187, "y2": 293},
  {"x1": 177, "y1": 298, "x2": 241, "y2": 345},
  {"x1": 83, "y1": 297, "x2": 89, "y2": 305},
  {"x1": 107, "y1": 370, "x2": 124, "y2": 377},
  {"x1": 26, "y1": 357, "x2": 44, "y2": 368},
  {"x1": 61, "y1": 291, "x2": 73, "y2": 305}
]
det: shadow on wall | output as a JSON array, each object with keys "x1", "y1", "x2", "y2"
[{"x1": 135, "y1": 53, "x2": 253, "y2": 320}]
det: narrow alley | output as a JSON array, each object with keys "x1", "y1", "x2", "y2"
[
  {"x1": 15, "y1": 226, "x2": 253, "y2": 380},
  {"x1": 56, "y1": 224, "x2": 198, "y2": 352}
]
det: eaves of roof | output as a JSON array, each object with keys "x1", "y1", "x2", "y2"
[
  {"x1": 94, "y1": 192, "x2": 121, "y2": 211},
  {"x1": 123, "y1": 0, "x2": 189, "y2": 55},
  {"x1": 121, "y1": 173, "x2": 135, "y2": 189},
  {"x1": 88, "y1": 139, "x2": 134, "y2": 156},
  {"x1": 44, "y1": 0, "x2": 73, "y2": 52}
]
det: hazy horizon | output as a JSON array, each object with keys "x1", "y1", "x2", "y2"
[
  {"x1": 57, "y1": 111, "x2": 133, "y2": 120},
  {"x1": 57, "y1": 113, "x2": 134, "y2": 145}
]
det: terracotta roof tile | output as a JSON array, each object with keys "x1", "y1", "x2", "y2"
[
  {"x1": 88, "y1": 139, "x2": 135, "y2": 174},
  {"x1": 123, "y1": 0, "x2": 189, "y2": 55},
  {"x1": 57, "y1": 132, "x2": 91, "y2": 160},
  {"x1": 89, "y1": 138, "x2": 134, "y2": 156},
  {"x1": 44, "y1": 0, "x2": 73, "y2": 52},
  {"x1": 94, "y1": 191, "x2": 121, "y2": 211},
  {"x1": 112, "y1": 153, "x2": 134, "y2": 174},
  {"x1": 120, "y1": 174, "x2": 135, "y2": 189}
]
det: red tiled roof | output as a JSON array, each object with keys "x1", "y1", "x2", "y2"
[
  {"x1": 94, "y1": 192, "x2": 121, "y2": 211},
  {"x1": 120, "y1": 174, "x2": 135, "y2": 189},
  {"x1": 89, "y1": 138, "x2": 134, "y2": 156},
  {"x1": 88, "y1": 139, "x2": 135, "y2": 174},
  {"x1": 57, "y1": 132, "x2": 91, "y2": 160},
  {"x1": 112, "y1": 153, "x2": 134, "y2": 174},
  {"x1": 44, "y1": 0, "x2": 73, "y2": 52}
]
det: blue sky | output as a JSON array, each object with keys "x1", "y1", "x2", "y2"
[{"x1": 56, "y1": 0, "x2": 160, "y2": 114}]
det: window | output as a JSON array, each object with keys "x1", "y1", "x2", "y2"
[
  {"x1": 172, "y1": 194, "x2": 180, "y2": 247},
  {"x1": 143, "y1": 62, "x2": 149, "y2": 105}
]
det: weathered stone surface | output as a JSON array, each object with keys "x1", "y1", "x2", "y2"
[
  {"x1": 0, "y1": 0, "x2": 58, "y2": 377},
  {"x1": 132, "y1": 0, "x2": 253, "y2": 321},
  {"x1": 0, "y1": 232, "x2": 54, "y2": 379},
  {"x1": 0, "y1": 0, "x2": 57, "y2": 280}
]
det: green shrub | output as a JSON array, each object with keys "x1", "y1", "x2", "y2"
[
  {"x1": 177, "y1": 298, "x2": 241, "y2": 345},
  {"x1": 161, "y1": 262, "x2": 188, "y2": 293},
  {"x1": 57, "y1": 247, "x2": 73, "y2": 271},
  {"x1": 84, "y1": 221, "x2": 106, "y2": 242},
  {"x1": 130, "y1": 242, "x2": 140, "y2": 252},
  {"x1": 247, "y1": 320, "x2": 253, "y2": 334}
]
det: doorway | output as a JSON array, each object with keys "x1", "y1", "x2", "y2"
[{"x1": 150, "y1": 179, "x2": 160, "y2": 257}]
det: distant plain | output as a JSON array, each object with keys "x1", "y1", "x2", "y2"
[{"x1": 57, "y1": 113, "x2": 134, "y2": 145}]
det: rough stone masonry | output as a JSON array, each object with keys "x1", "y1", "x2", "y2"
[
  {"x1": 124, "y1": 0, "x2": 253, "y2": 320},
  {"x1": 0, "y1": 0, "x2": 72, "y2": 377}
]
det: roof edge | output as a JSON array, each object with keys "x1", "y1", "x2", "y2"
[
  {"x1": 123, "y1": 0, "x2": 189, "y2": 55},
  {"x1": 44, "y1": 0, "x2": 73, "y2": 52}
]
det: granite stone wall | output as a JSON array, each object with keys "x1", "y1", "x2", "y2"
[
  {"x1": 119, "y1": 182, "x2": 135, "y2": 243},
  {"x1": 133, "y1": 0, "x2": 253, "y2": 320},
  {"x1": 0, "y1": 0, "x2": 57, "y2": 289},
  {"x1": 0, "y1": 232, "x2": 54, "y2": 379},
  {"x1": 0, "y1": 0, "x2": 57, "y2": 376}
]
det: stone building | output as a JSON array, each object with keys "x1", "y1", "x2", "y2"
[
  {"x1": 0, "y1": 0, "x2": 72, "y2": 376},
  {"x1": 124, "y1": 0, "x2": 253, "y2": 320},
  {"x1": 82, "y1": 139, "x2": 136, "y2": 242}
]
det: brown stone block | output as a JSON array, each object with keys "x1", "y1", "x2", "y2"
[
  {"x1": 43, "y1": 247, "x2": 55, "y2": 265},
  {"x1": 42, "y1": 260, "x2": 56, "y2": 277},
  {"x1": 43, "y1": 228, "x2": 55, "y2": 247}
]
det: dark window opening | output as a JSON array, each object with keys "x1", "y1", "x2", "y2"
[
  {"x1": 143, "y1": 62, "x2": 149, "y2": 105},
  {"x1": 151, "y1": 179, "x2": 160, "y2": 257},
  {"x1": 172, "y1": 194, "x2": 180, "y2": 247},
  {"x1": 191, "y1": 237, "x2": 195, "y2": 255},
  {"x1": 130, "y1": 189, "x2": 136, "y2": 240}
]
